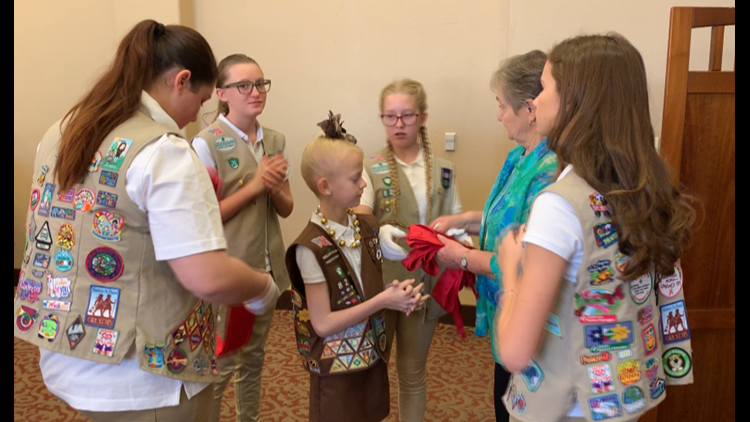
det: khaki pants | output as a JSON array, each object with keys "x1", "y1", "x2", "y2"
[
  {"x1": 390, "y1": 308, "x2": 438, "y2": 422},
  {"x1": 208, "y1": 307, "x2": 275, "y2": 422},
  {"x1": 78, "y1": 384, "x2": 213, "y2": 422}
]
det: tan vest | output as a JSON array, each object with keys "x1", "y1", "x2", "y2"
[
  {"x1": 193, "y1": 120, "x2": 290, "y2": 291},
  {"x1": 363, "y1": 148, "x2": 456, "y2": 320},
  {"x1": 285, "y1": 214, "x2": 392, "y2": 376},
  {"x1": 504, "y1": 172, "x2": 694, "y2": 422},
  {"x1": 15, "y1": 110, "x2": 218, "y2": 382}
]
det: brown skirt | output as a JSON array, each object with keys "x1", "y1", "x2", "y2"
[{"x1": 309, "y1": 359, "x2": 390, "y2": 422}]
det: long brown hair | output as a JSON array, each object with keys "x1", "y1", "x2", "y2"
[
  {"x1": 547, "y1": 34, "x2": 696, "y2": 281},
  {"x1": 215, "y1": 54, "x2": 259, "y2": 120},
  {"x1": 55, "y1": 20, "x2": 217, "y2": 191}
]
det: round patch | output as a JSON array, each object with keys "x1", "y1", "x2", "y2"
[
  {"x1": 379, "y1": 333, "x2": 387, "y2": 352},
  {"x1": 89, "y1": 151, "x2": 103, "y2": 173},
  {"x1": 658, "y1": 264, "x2": 683, "y2": 299},
  {"x1": 74, "y1": 188, "x2": 96, "y2": 212},
  {"x1": 16, "y1": 305, "x2": 38, "y2": 333},
  {"x1": 616, "y1": 359, "x2": 642, "y2": 385},
  {"x1": 376, "y1": 250, "x2": 382, "y2": 260},
  {"x1": 57, "y1": 223, "x2": 76, "y2": 250},
  {"x1": 54, "y1": 250, "x2": 74, "y2": 272},
  {"x1": 167, "y1": 348, "x2": 188, "y2": 374},
  {"x1": 663, "y1": 348, "x2": 692, "y2": 378},
  {"x1": 629, "y1": 273, "x2": 653, "y2": 305},
  {"x1": 30, "y1": 188, "x2": 41, "y2": 211},
  {"x1": 622, "y1": 386, "x2": 646, "y2": 414},
  {"x1": 86, "y1": 247, "x2": 125, "y2": 282},
  {"x1": 214, "y1": 137, "x2": 237, "y2": 152},
  {"x1": 92, "y1": 210, "x2": 125, "y2": 242}
]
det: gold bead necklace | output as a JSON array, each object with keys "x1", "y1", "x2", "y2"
[{"x1": 316, "y1": 206, "x2": 362, "y2": 248}]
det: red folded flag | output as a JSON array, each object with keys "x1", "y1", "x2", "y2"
[{"x1": 402, "y1": 225, "x2": 477, "y2": 339}]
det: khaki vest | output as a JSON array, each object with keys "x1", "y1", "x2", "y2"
[
  {"x1": 285, "y1": 214, "x2": 392, "y2": 376},
  {"x1": 15, "y1": 110, "x2": 219, "y2": 382},
  {"x1": 363, "y1": 148, "x2": 456, "y2": 320},
  {"x1": 504, "y1": 171, "x2": 694, "y2": 422}
]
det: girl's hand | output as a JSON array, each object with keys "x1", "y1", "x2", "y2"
[
  {"x1": 379, "y1": 279, "x2": 420, "y2": 314},
  {"x1": 429, "y1": 213, "x2": 465, "y2": 233},
  {"x1": 436, "y1": 234, "x2": 469, "y2": 270},
  {"x1": 260, "y1": 154, "x2": 288, "y2": 194},
  {"x1": 498, "y1": 225, "x2": 525, "y2": 286}
]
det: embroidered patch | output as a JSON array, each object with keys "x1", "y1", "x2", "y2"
[
  {"x1": 96, "y1": 191, "x2": 118, "y2": 208},
  {"x1": 297, "y1": 308, "x2": 310, "y2": 323},
  {"x1": 193, "y1": 358, "x2": 209, "y2": 376},
  {"x1": 17, "y1": 279, "x2": 43, "y2": 303},
  {"x1": 211, "y1": 356, "x2": 219, "y2": 376},
  {"x1": 85, "y1": 285, "x2": 120, "y2": 329},
  {"x1": 641, "y1": 324, "x2": 658, "y2": 356},
  {"x1": 574, "y1": 286, "x2": 624, "y2": 323},
  {"x1": 297, "y1": 337, "x2": 311, "y2": 356},
  {"x1": 145, "y1": 343, "x2": 167, "y2": 369},
  {"x1": 311, "y1": 236, "x2": 332, "y2": 248},
  {"x1": 43, "y1": 300, "x2": 71, "y2": 312},
  {"x1": 296, "y1": 320, "x2": 311, "y2": 337},
  {"x1": 545, "y1": 314, "x2": 562, "y2": 338},
  {"x1": 51, "y1": 206, "x2": 76, "y2": 220},
  {"x1": 35, "y1": 221, "x2": 53, "y2": 250},
  {"x1": 663, "y1": 347, "x2": 692, "y2": 378},
  {"x1": 593, "y1": 221, "x2": 619, "y2": 249},
  {"x1": 441, "y1": 168, "x2": 452, "y2": 189},
  {"x1": 580, "y1": 351, "x2": 612, "y2": 366},
  {"x1": 33, "y1": 253, "x2": 51, "y2": 269},
  {"x1": 589, "y1": 394, "x2": 623, "y2": 420},
  {"x1": 32, "y1": 270, "x2": 44, "y2": 278},
  {"x1": 614, "y1": 253, "x2": 630, "y2": 274},
  {"x1": 291, "y1": 290, "x2": 303, "y2": 308},
  {"x1": 16, "y1": 305, "x2": 39, "y2": 333},
  {"x1": 30, "y1": 188, "x2": 40, "y2": 211},
  {"x1": 45, "y1": 272, "x2": 72, "y2": 299},
  {"x1": 508, "y1": 385, "x2": 527, "y2": 415},
  {"x1": 37, "y1": 165, "x2": 49, "y2": 187},
  {"x1": 188, "y1": 327, "x2": 203, "y2": 352},
  {"x1": 645, "y1": 358, "x2": 666, "y2": 398},
  {"x1": 38, "y1": 183, "x2": 54, "y2": 216},
  {"x1": 89, "y1": 150, "x2": 103, "y2": 173},
  {"x1": 371, "y1": 161, "x2": 390, "y2": 175},
  {"x1": 335, "y1": 265, "x2": 346, "y2": 279},
  {"x1": 99, "y1": 170, "x2": 119, "y2": 187},
  {"x1": 167, "y1": 348, "x2": 188, "y2": 374},
  {"x1": 379, "y1": 333, "x2": 387, "y2": 352},
  {"x1": 215, "y1": 137, "x2": 237, "y2": 152},
  {"x1": 381, "y1": 188, "x2": 394, "y2": 198},
  {"x1": 373, "y1": 313, "x2": 386, "y2": 336},
  {"x1": 588, "y1": 363, "x2": 615, "y2": 394},
  {"x1": 588, "y1": 260, "x2": 615, "y2": 286},
  {"x1": 37, "y1": 314, "x2": 61, "y2": 342},
  {"x1": 73, "y1": 188, "x2": 96, "y2": 212},
  {"x1": 307, "y1": 358, "x2": 321, "y2": 374},
  {"x1": 228, "y1": 157, "x2": 240, "y2": 169},
  {"x1": 638, "y1": 306, "x2": 654, "y2": 326},
  {"x1": 617, "y1": 359, "x2": 642, "y2": 385},
  {"x1": 58, "y1": 188, "x2": 75, "y2": 203},
  {"x1": 382, "y1": 176, "x2": 392, "y2": 187},
  {"x1": 101, "y1": 138, "x2": 133, "y2": 171},
  {"x1": 629, "y1": 273, "x2": 653, "y2": 305},
  {"x1": 660, "y1": 300, "x2": 690, "y2": 344},
  {"x1": 585, "y1": 322, "x2": 634, "y2": 352},
  {"x1": 86, "y1": 247, "x2": 125, "y2": 282},
  {"x1": 92, "y1": 210, "x2": 124, "y2": 242},
  {"x1": 622, "y1": 386, "x2": 647, "y2": 414},
  {"x1": 66, "y1": 315, "x2": 86, "y2": 349},
  {"x1": 208, "y1": 127, "x2": 225, "y2": 136},
  {"x1": 520, "y1": 360, "x2": 545, "y2": 392},
  {"x1": 56, "y1": 223, "x2": 76, "y2": 250},
  {"x1": 93, "y1": 328, "x2": 118, "y2": 357},
  {"x1": 589, "y1": 192, "x2": 611, "y2": 217},
  {"x1": 658, "y1": 264, "x2": 684, "y2": 299}
]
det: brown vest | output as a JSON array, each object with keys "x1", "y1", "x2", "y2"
[
  {"x1": 285, "y1": 214, "x2": 392, "y2": 376},
  {"x1": 504, "y1": 171, "x2": 694, "y2": 422},
  {"x1": 15, "y1": 110, "x2": 218, "y2": 382}
]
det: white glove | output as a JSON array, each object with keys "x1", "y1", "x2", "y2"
[
  {"x1": 446, "y1": 228, "x2": 474, "y2": 247},
  {"x1": 379, "y1": 224, "x2": 408, "y2": 261},
  {"x1": 243, "y1": 273, "x2": 280, "y2": 315}
]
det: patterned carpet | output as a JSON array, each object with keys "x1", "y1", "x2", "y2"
[{"x1": 14, "y1": 310, "x2": 495, "y2": 421}]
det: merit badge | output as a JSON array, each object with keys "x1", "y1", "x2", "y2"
[
  {"x1": 371, "y1": 161, "x2": 390, "y2": 175},
  {"x1": 297, "y1": 308, "x2": 310, "y2": 323},
  {"x1": 614, "y1": 253, "x2": 630, "y2": 274},
  {"x1": 43, "y1": 300, "x2": 71, "y2": 312},
  {"x1": 74, "y1": 188, "x2": 96, "y2": 212},
  {"x1": 382, "y1": 188, "x2": 393, "y2": 198},
  {"x1": 30, "y1": 188, "x2": 40, "y2": 211},
  {"x1": 629, "y1": 273, "x2": 653, "y2": 305},
  {"x1": 101, "y1": 138, "x2": 133, "y2": 171},
  {"x1": 660, "y1": 300, "x2": 690, "y2": 344},
  {"x1": 88, "y1": 150, "x2": 103, "y2": 173},
  {"x1": 189, "y1": 327, "x2": 203, "y2": 351},
  {"x1": 145, "y1": 343, "x2": 167, "y2": 369},
  {"x1": 618, "y1": 349, "x2": 634, "y2": 360},
  {"x1": 37, "y1": 314, "x2": 61, "y2": 342},
  {"x1": 585, "y1": 322, "x2": 634, "y2": 352},
  {"x1": 32, "y1": 270, "x2": 45, "y2": 278},
  {"x1": 86, "y1": 247, "x2": 125, "y2": 282},
  {"x1": 167, "y1": 348, "x2": 188, "y2": 373},
  {"x1": 211, "y1": 356, "x2": 219, "y2": 376},
  {"x1": 85, "y1": 285, "x2": 120, "y2": 329},
  {"x1": 638, "y1": 306, "x2": 653, "y2": 326},
  {"x1": 93, "y1": 328, "x2": 118, "y2": 357},
  {"x1": 96, "y1": 191, "x2": 118, "y2": 208},
  {"x1": 593, "y1": 220, "x2": 619, "y2": 249},
  {"x1": 57, "y1": 223, "x2": 76, "y2": 250},
  {"x1": 335, "y1": 265, "x2": 346, "y2": 278},
  {"x1": 45, "y1": 272, "x2": 72, "y2": 299},
  {"x1": 33, "y1": 253, "x2": 51, "y2": 269},
  {"x1": 193, "y1": 358, "x2": 209, "y2": 376},
  {"x1": 588, "y1": 363, "x2": 615, "y2": 394},
  {"x1": 92, "y1": 210, "x2": 125, "y2": 242},
  {"x1": 37, "y1": 165, "x2": 49, "y2": 187},
  {"x1": 641, "y1": 323, "x2": 658, "y2": 356},
  {"x1": 66, "y1": 316, "x2": 86, "y2": 350},
  {"x1": 658, "y1": 263, "x2": 683, "y2": 299},
  {"x1": 215, "y1": 136, "x2": 237, "y2": 152},
  {"x1": 588, "y1": 394, "x2": 623, "y2": 421},
  {"x1": 622, "y1": 387, "x2": 647, "y2": 414},
  {"x1": 588, "y1": 260, "x2": 615, "y2": 286},
  {"x1": 16, "y1": 305, "x2": 39, "y2": 333},
  {"x1": 589, "y1": 192, "x2": 611, "y2": 218},
  {"x1": 545, "y1": 314, "x2": 563, "y2": 338},
  {"x1": 307, "y1": 358, "x2": 321, "y2": 374},
  {"x1": 291, "y1": 290, "x2": 303, "y2": 308},
  {"x1": 382, "y1": 176, "x2": 392, "y2": 187},
  {"x1": 441, "y1": 168, "x2": 452, "y2": 189},
  {"x1": 208, "y1": 127, "x2": 225, "y2": 136},
  {"x1": 51, "y1": 206, "x2": 76, "y2": 221},
  {"x1": 297, "y1": 337, "x2": 311, "y2": 355},
  {"x1": 645, "y1": 358, "x2": 666, "y2": 399},
  {"x1": 38, "y1": 183, "x2": 54, "y2": 217},
  {"x1": 172, "y1": 323, "x2": 188, "y2": 347},
  {"x1": 520, "y1": 360, "x2": 545, "y2": 392},
  {"x1": 574, "y1": 286, "x2": 624, "y2": 324},
  {"x1": 508, "y1": 385, "x2": 527, "y2": 415},
  {"x1": 580, "y1": 352, "x2": 612, "y2": 366},
  {"x1": 616, "y1": 359, "x2": 642, "y2": 385},
  {"x1": 99, "y1": 170, "x2": 119, "y2": 187},
  {"x1": 17, "y1": 279, "x2": 42, "y2": 303},
  {"x1": 58, "y1": 188, "x2": 75, "y2": 203},
  {"x1": 663, "y1": 348, "x2": 692, "y2": 378},
  {"x1": 228, "y1": 157, "x2": 240, "y2": 169},
  {"x1": 373, "y1": 313, "x2": 386, "y2": 336},
  {"x1": 35, "y1": 221, "x2": 53, "y2": 250}
]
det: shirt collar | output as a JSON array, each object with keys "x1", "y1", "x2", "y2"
[
  {"x1": 393, "y1": 148, "x2": 424, "y2": 168},
  {"x1": 311, "y1": 212, "x2": 355, "y2": 243},
  {"x1": 558, "y1": 164, "x2": 574, "y2": 181},
  {"x1": 140, "y1": 91, "x2": 180, "y2": 132},
  {"x1": 219, "y1": 114, "x2": 264, "y2": 145}
]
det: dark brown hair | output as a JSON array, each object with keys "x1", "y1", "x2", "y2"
[
  {"x1": 547, "y1": 34, "x2": 696, "y2": 281},
  {"x1": 55, "y1": 20, "x2": 217, "y2": 191},
  {"x1": 215, "y1": 54, "x2": 259, "y2": 119}
]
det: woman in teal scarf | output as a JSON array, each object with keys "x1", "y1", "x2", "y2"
[{"x1": 431, "y1": 50, "x2": 557, "y2": 422}]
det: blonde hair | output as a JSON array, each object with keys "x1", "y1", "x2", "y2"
[{"x1": 300, "y1": 134, "x2": 363, "y2": 196}]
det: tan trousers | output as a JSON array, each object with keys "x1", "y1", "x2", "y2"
[
  {"x1": 390, "y1": 308, "x2": 438, "y2": 422},
  {"x1": 208, "y1": 307, "x2": 275, "y2": 422},
  {"x1": 78, "y1": 383, "x2": 213, "y2": 422}
]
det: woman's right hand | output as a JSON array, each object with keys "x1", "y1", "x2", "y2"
[{"x1": 430, "y1": 213, "x2": 465, "y2": 233}]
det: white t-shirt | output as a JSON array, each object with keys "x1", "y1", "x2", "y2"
[
  {"x1": 360, "y1": 149, "x2": 462, "y2": 225},
  {"x1": 522, "y1": 164, "x2": 584, "y2": 417},
  {"x1": 38, "y1": 91, "x2": 226, "y2": 412}
]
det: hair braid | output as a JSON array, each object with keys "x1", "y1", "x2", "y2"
[{"x1": 420, "y1": 126, "x2": 433, "y2": 223}]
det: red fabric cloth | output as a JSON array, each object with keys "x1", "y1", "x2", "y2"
[
  {"x1": 402, "y1": 225, "x2": 477, "y2": 339},
  {"x1": 216, "y1": 305, "x2": 255, "y2": 358}
]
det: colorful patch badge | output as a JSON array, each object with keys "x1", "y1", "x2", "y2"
[
  {"x1": 92, "y1": 210, "x2": 125, "y2": 242},
  {"x1": 297, "y1": 337, "x2": 311, "y2": 356},
  {"x1": 38, "y1": 183, "x2": 55, "y2": 217},
  {"x1": 585, "y1": 322, "x2": 634, "y2": 352},
  {"x1": 45, "y1": 272, "x2": 72, "y2": 299},
  {"x1": 145, "y1": 343, "x2": 167, "y2": 369},
  {"x1": 660, "y1": 300, "x2": 690, "y2": 344},
  {"x1": 208, "y1": 127, "x2": 225, "y2": 136},
  {"x1": 588, "y1": 363, "x2": 615, "y2": 394},
  {"x1": 589, "y1": 192, "x2": 611, "y2": 217},
  {"x1": 211, "y1": 356, "x2": 219, "y2": 376},
  {"x1": 215, "y1": 136, "x2": 237, "y2": 152},
  {"x1": 614, "y1": 253, "x2": 630, "y2": 274},
  {"x1": 593, "y1": 221, "x2": 619, "y2": 249},
  {"x1": 38, "y1": 314, "x2": 61, "y2": 342},
  {"x1": 580, "y1": 351, "x2": 612, "y2": 366},
  {"x1": 37, "y1": 165, "x2": 49, "y2": 187},
  {"x1": 291, "y1": 290, "x2": 303, "y2": 308},
  {"x1": 93, "y1": 328, "x2": 118, "y2": 357},
  {"x1": 58, "y1": 188, "x2": 75, "y2": 203},
  {"x1": 641, "y1": 324, "x2": 658, "y2": 356},
  {"x1": 381, "y1": 188, "x2": 394, "y2": 198},
  {"x1": 382, "y1": 176, "x2": 393, "y2": 187},
  {"x1": 617, "y1": 359, "x2": 642, "y2": 385},
  {"x1": 520, "y1": 360, "x2": 545, "y2": 392},
  {"x1": 379, "y1": 334, "x2": 387, "y2": 352},
  {"x1": 574, "y1": 286, "x2": 624, "y2": 323},
  {"x1": 43, "y1": 300, "x2": 72, "y2": 312},
  {"x1": 645, "y1": 357, "x2": 666, "y2": 399},
  {"x1": 507, "y1": 385, "x2": 527, "y2": 415},
  {"x1": 16, "y1": 305, "x2": 39, "y2": 333},
  {"x1": 99, "y1": 170, "x2": 119, "y2": 187},
  {"x1": 172, "y1": 323, "x2": 188, "y2": 347},
  {"x1": 33, "y1": 253, "x2": 51, "y2": 269},
  {"x1": 589, "y1": 394, "x2": 623, "y2": 421},
  {"x1": 85, "y1": 285, "x2": 120, "y2": 329},
  {"x1": 35, "y1": 221, "x2": 53, "y2": 250},
  {"x1": 629, "y1": 273, "x2": 653, "y2": 305},
  {"x1": 74, "y1": 188, "x2": 96, "y2": 212},
  {"x1": 663, "y1": 347, "x2": 692, "y2": 378},
  {"x1": 622, "y1": 386, "x2": 647, "y2": 414},
  {"x1": 66, "y1": 315, "x2": 86, "y2": 349},
  {"x1": 51, "y1": 206, "x2": 76, "y2": 221},
  {"x1": 89, "y1": 150, "x2": 103, "y2": 173},
  {"x1": 441, "y1": 168, "x2": 452, "y2": 189},
  {"x1": 373, "y1": 313, "x2": 386, "y2": 336},
  {"x1": 167, "y1": 348, "x2": 188, "y2": 373},
  {"x1": 311, "y1": 236, "x2": 332, "y2": 248},
  {"x1": 17, "y1": 279, "x2": 43, "y2": 303},
  {"x1": 86, "y1": 247, "x2": 125, "y2": 282},
  {"x1": 56, "y1": 223, "x2": 76, "y2": 250},
  {"x1": 371, "y1": 161, "x2": 390, "y2": 175},
  {"x1": 588, "y1": 260, "x2": 615, "y2": 286},
  {"x1": 228, "y1": 157, "x2": 240, "y2": 169},
  {"x1": 658, "y1": 264, "x2": 683, "y2": 299},
  {"x1": 101, "y1": 138, "x2": 133, "y2": 171},
  {"x1": 638, "y1": 306, "x2": 653, "y2": 326},
  {"x1": 32, "y1": 270, "x2": 44, "y2": 278},
  {"x1": 30, "y1": 188, "x2": 40, "y2": 211},
  {"x1": 545, "y1": 314, "x2": 562, "y2": 338},
  {"x1": 96, "y1": 191, "x2": 118, "y2": 208},
  {"x1": 194, "y1": 358, "x2": 209, "y2": 376}
]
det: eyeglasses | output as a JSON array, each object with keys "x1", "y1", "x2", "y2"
[
  {"x1": 222, "y1": 79, "x2": 272, "y2": 95},
  {"x1": 380, "y1": 113, "x2": 420, "y2": 127}
]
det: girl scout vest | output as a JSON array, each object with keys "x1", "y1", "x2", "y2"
[
  {"x1": 15, "y1": 110, "x2": 219, "y2": 383},
  {"x1": 504, "y1": 171, "x2": 695, "y2": 422},
  {"x1": 194, "y1": 120, "x2": 290, "y2": 291},
  {"x1": 363, "y1": 148, "x2": 456, "y2": 320},
  {"x1": 285, "y1": 214, "x2": 392, "y2": 376}
]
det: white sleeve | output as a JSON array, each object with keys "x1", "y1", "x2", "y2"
[
  {"x1": 448, "y1": 179, "x2": 463, "y2": 215},
  {"x1": 191, "y1": 136, "x2": 217, "y2": 170},
  {"x1": 126, "y1": 134, "x2": 227, "y2": 261},
  {"x1": 359, "y1": 171, "x2": 375, "y2": 209},
  {"x1": 296, "y1": 245, "x2": 327, "y2": 285}
]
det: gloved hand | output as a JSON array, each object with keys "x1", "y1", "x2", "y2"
[
  {"x1": 243, "y1": 273, "x2": 281, "y2": 315},
  {"x1": 446, "y1": 228, "x2": 474, "y2": 247},
  {"x1": 379, "y1": 224, "x2": 408, "y2": 261}
]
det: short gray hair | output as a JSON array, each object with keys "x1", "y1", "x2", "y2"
[{"x1": 490, "y1": 50, "x2": 547, "y2": 113}]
